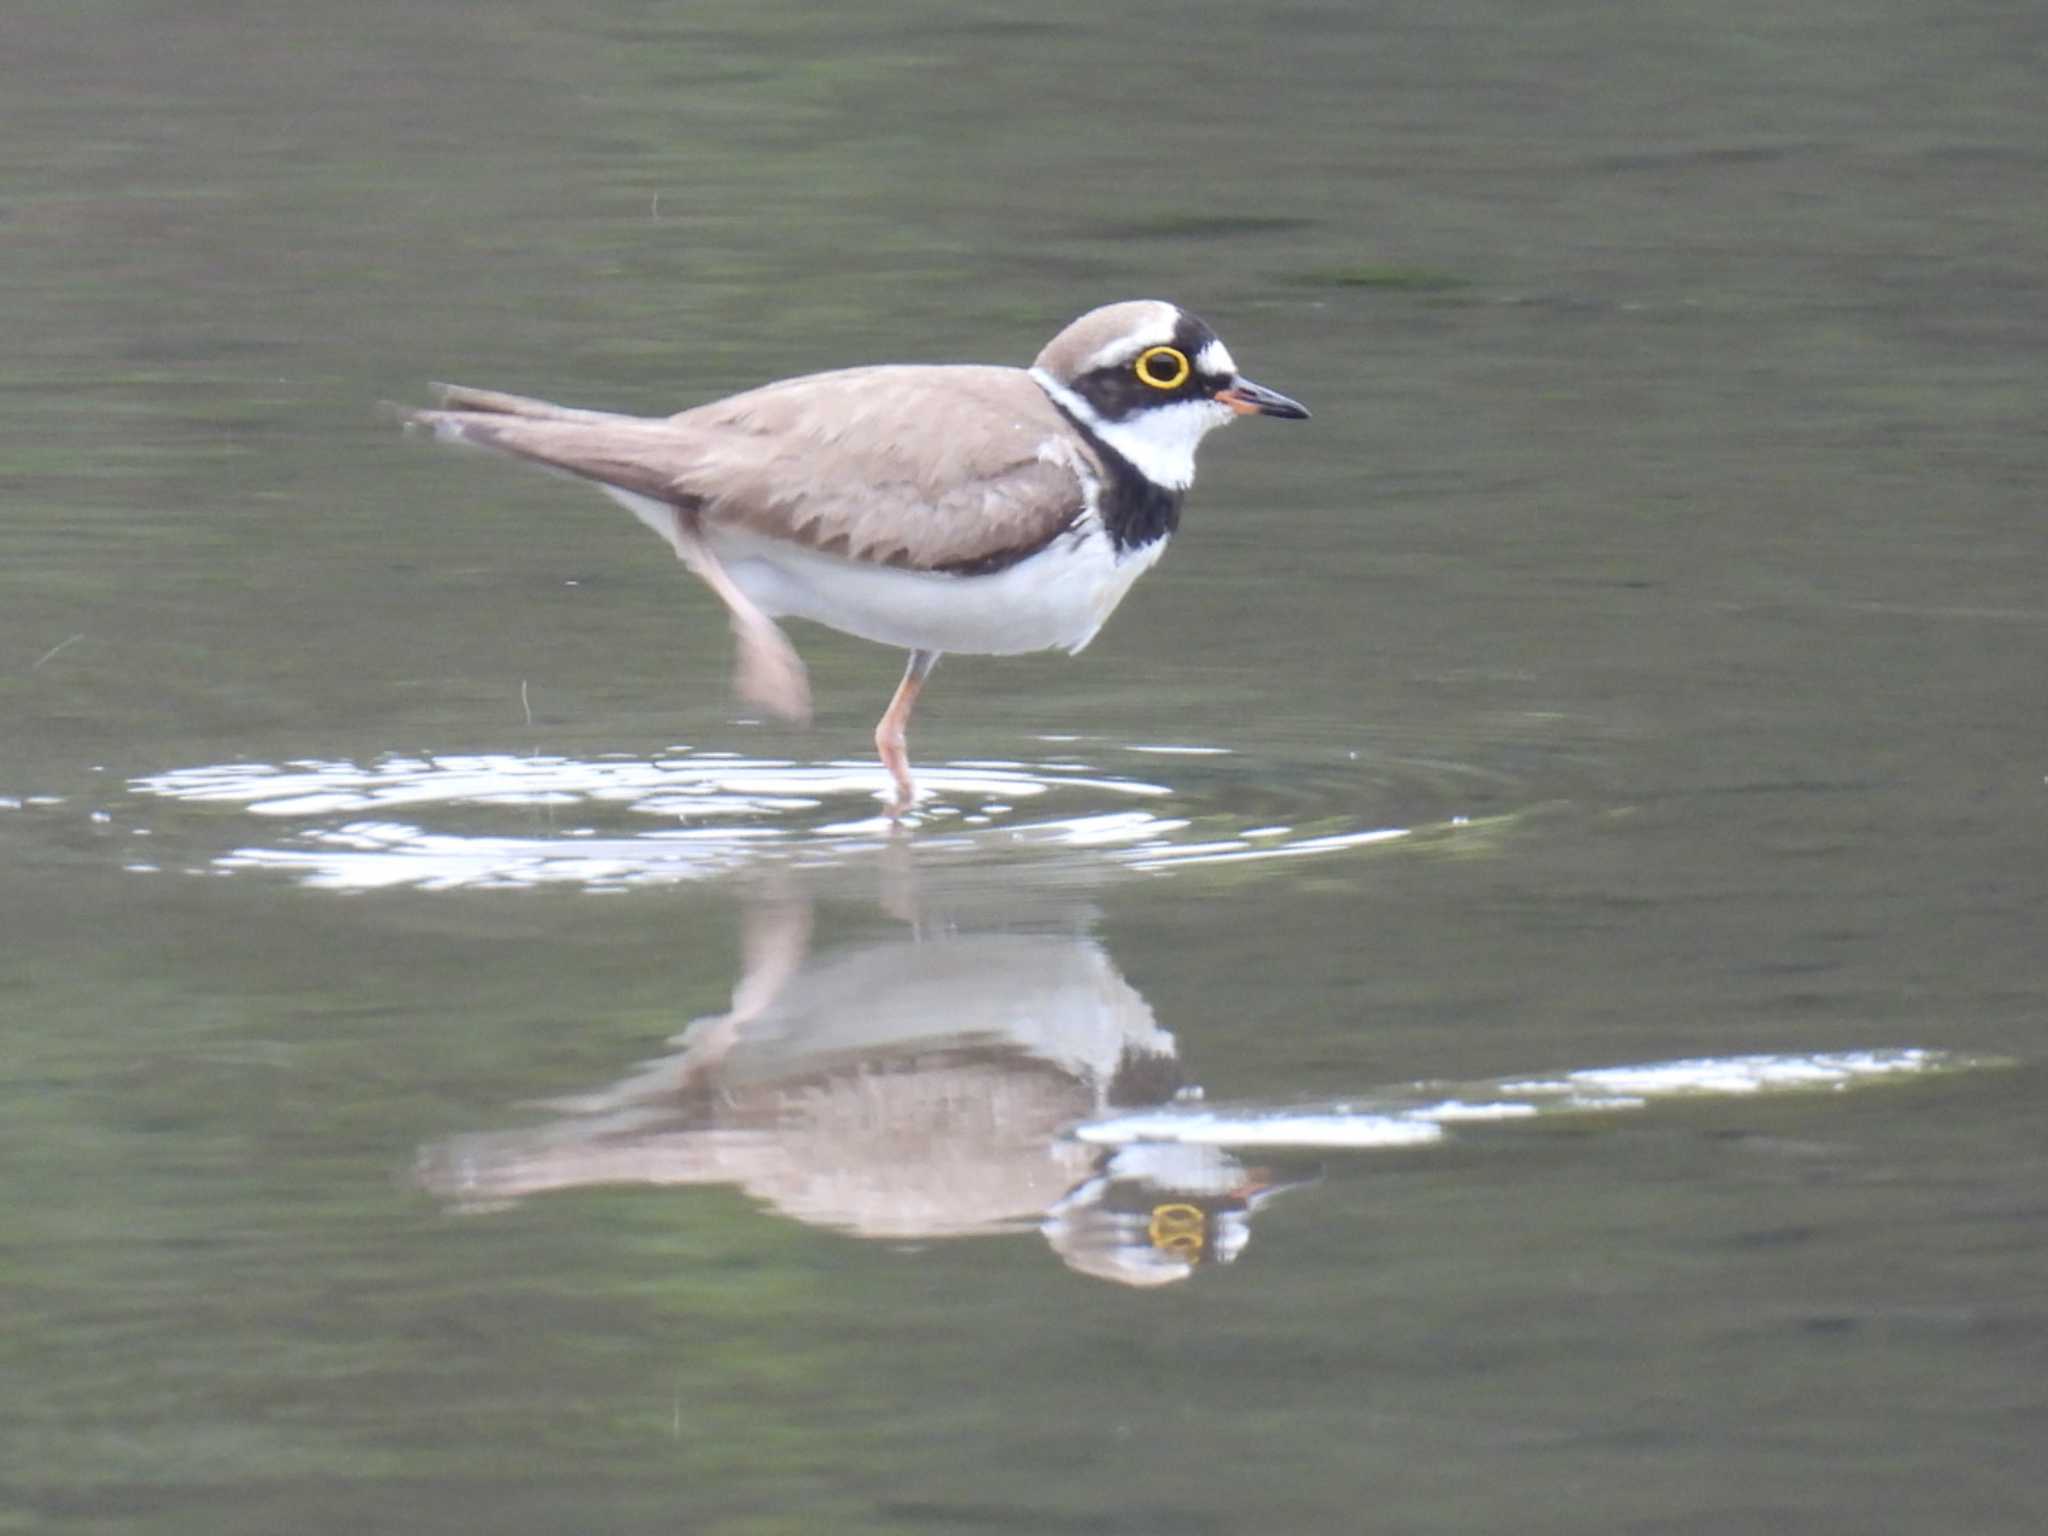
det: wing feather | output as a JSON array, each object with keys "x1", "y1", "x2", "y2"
[{"x1": 401, "y1": 366, "x2": 1093, "y2": 573}]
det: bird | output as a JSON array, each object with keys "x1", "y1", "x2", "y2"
[{"x1": 394, "y1": 300, "x2": 1309, "y2": 814}]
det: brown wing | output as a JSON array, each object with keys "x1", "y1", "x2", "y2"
[{"x1": 400, "y1": 366, "x2": 1092, "y2": 573}]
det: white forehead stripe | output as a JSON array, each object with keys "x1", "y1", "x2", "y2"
[
  {"x1": 1079, "y1": 303, "x2": 1183, "y2": 373},
  {"x1": 1195, "y1": 338, "x2": 1236, "y2": 377}
]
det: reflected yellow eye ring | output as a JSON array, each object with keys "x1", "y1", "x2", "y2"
[
  {"x1": 1147, "y1": 1202, "x2": 1207, "y2": 1260},
  {"x1": 1134, "y1": 345, "x2": 1191, "y2": 390}
]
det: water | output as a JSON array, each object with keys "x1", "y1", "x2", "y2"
[{"x1": 4, "y1": 1, "x2": 2045, "y2": 1531}]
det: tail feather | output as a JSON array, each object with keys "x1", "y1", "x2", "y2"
[
  {"x1": 381, "y1": 402, "x2": 500, "y2": 448},
  {"x1": 428, "y1": 383, "x2": 614, "y2": 422},
  {"x1": 383, "y1": 383, "x2": 629, "y2": 450}
]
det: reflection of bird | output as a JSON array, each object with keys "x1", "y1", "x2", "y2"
[
  {"x1": 412, "y1": 882, "x2": 1328, "y2": 1285},
  {"x1": 415, "y1": 927, "x2": 1179, "y2": 1243},
  {"x1": 394, "y1": 301, "x2": 1308, "y2": 812}
]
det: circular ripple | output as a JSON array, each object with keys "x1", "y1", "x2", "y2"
[{"x1": 118, "y1": 740, "x2": 1521, "y2": 892}]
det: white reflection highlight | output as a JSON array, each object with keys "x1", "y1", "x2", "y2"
[
  {"x1": 1074, "y1": 1050, "x2": 1980, "y2": 1150},
  {"x1": 1076, "y1": 1111, "x2": 1446, "y2": 1149}
]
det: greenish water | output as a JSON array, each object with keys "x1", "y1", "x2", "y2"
[{"x1": 4, "y1": 2, "x2": 2045, "y2": 1532}]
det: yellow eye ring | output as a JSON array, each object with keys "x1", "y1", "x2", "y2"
[{"x1": 1134, "y1": 345, "x2": 1191, "y2": 391}]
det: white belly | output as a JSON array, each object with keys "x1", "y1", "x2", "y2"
[{"x1": 707, "y1": 519, "x2": 1168, "y2": 656}]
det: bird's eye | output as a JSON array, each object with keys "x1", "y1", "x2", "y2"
[{"x1": 1134, "y1": 345, "x2": 1191, "y2": 390}]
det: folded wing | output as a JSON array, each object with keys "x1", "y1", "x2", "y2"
[{"x1": 401, "y1": 366, "x2": 1092, "y2": 574}]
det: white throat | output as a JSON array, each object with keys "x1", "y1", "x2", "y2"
[{"x1": 1029, "y1": 368, "x2": 1234, "y2": 491}]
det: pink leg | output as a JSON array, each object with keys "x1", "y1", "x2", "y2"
[{"x1": 874, "y1": 650, "x2": 940, "y2": 815}]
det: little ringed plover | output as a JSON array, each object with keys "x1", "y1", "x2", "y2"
[{"x1": 395, "y1": 300, "x2": 1308, "y2": 812}]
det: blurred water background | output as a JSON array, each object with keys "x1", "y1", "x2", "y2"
[{"x1": 3, "y1": 2, "x2": 2044, "y2": 1532}]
